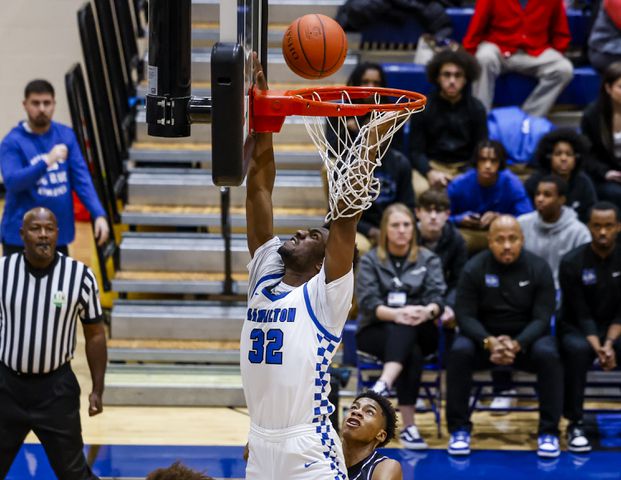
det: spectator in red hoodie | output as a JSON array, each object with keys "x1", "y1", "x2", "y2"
[{"x1": 463, "y1": 0, "x2": 573, "y2": 117}]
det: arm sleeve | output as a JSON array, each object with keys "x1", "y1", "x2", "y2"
[
  {"x1": 580, "y1": 111, "x2": 610, "y2": 180},
  {"x1": 455, "y1": 266, "x2": 490, "y2": 343},
  {"x1": 515, "y1": 261, "x2": 555, "y2": 348},
  {"x1": 80, "y1": 268, "x2": 104, "y2": 324},
  {"x1": 447, "y1": 181, "x2": 469, "y2": 224},
  {"x1": 558, "y1": 257, "x2": 599, "y2": 336},
  {"x1": 0, "y1": 137, "x2": 49, "y2": 193},
  {"x1": 408, "y1": 112, "x2": 430, "y2": 175},
  {"x1": 462, "y1": 0, "x2": 492, "y2": 53},
  {"x1": 445, "y1": 234, "x2": 468, "y2": 307},
  {"x1": 306, "y1": 264, "x2": 354, "y2": 337},
  {"x1": 67, "y1": 130, "x2": 106, "y2": 219},
  {"x1": 355, "y1": 254, "x2": 385, "y2": 315},
  {"x1": 472, "y1": 100, "x2": 489, "y2": 144},
  {"x1": 421, "y1": 254, "x2": 446, "y2": 311},
  {"x1": 395, "y1": 155, "x2": 416, "y2": 209},
  {"x1": 510, "y1": 178, "x2": 534, "y2": 216},
  {"x1": 550, "y1": 0, "x2": 572, "y2": 53}
]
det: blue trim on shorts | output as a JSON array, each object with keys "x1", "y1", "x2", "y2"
[{"x1": 303, "y1": 283, "x2": 341, "y2": 343}]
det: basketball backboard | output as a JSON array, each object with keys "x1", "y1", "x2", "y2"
[{"x1": 211, "y1": 0, "x2": 267, "y2": 186}]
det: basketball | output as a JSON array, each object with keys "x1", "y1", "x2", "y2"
[{"x1": 282, "y1": 14, "x2": 348, "y2": 80}]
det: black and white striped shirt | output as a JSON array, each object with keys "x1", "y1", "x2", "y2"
[{"x1": 0, "y1": 252, "x2": 103, "y2": 374}]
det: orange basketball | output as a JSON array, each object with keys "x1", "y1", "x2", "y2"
[{"x1": 282, "y1": 14, "x2": 348, "y2": 80}]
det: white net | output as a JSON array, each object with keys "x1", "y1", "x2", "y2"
[{"x1": 300, "y1": 90, "x2": 423, "y2": 222}]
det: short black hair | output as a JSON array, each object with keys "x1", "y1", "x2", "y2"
[
  {"x1": 533, "y1": 128, "x2": 590, "y2": 171},
  {"x1": 354, "y1": 391, "x2": 397, "y2": 447},
  {"x1": 417, "y1": 187, "x2": 450, "y2": 210},
  {"x1": 426, "y1": 49, "x2": 481, "y2": 86},
  {"x1": 347, "y1": 62, "x2": 387, "y2": 88},
  {"x1": 474, "y1": 139, "x2": 507, "y2": 170},
  {"x1": 24, "y1": 79, "x2": 55, "y2": 99},
  {"x1": 537, "y1": 174, "x2": 568, "y2": 197},
  {"x1": 589, "y1": 201, "x2": 621, "y2": 222},
  {"x1": 146, "y1": 462, "x2": 214, "y2": 480}
]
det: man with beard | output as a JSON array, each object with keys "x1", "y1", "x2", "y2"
[
  {"x1": 0, "y1": 207, "x2": 106, "y2": 479},
  {"x1": 341, "y1": 391, "x2": 402, "y2": 480},
  {"x1": 559, "y1": 201, "x2": 621, "y2": 453},
  {"x1": 0, "y1": 79, "x2": 109, "y2": 256}
]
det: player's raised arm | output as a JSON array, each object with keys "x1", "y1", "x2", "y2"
[
  {"x1": 246, "y1": 55, "x2": 275, "y2": 257},
  {"x1": 325, "y1": 115, "x2": 396, "y2": 283}
]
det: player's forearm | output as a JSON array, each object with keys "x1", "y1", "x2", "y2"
[
  {"x1": 605, "y1": 324, "x2": 621, "y2": 344},
  {"x1": 85, "y1": 327, "x2": 107, "y2": 394}
]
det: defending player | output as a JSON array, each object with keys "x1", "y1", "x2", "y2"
[
  {"x1": 241, "y1": 56, "x2": 393, "y2": 480},
  {"x1": 342, "y1": 392, "x2": 402, "y2": 480}
]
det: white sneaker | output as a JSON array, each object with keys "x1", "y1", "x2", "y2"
[
  {"x1": 415, "y1": 398, "x2": 427, "y2": 410},
  {"x1": 370, "y1": 380, "x2": 390, "y2": 397},
  {"x1": 399, "y1": 425, "x2": 428, "y2": 450},
  {"x1": 489, "y1": 390, "x2": 516, "y2": 415}
]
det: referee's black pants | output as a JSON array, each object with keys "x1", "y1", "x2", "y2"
[
  {"x1": 0, "y1": 363, "x2": 98, "y2": 480},
  {"x1": 446, "y1": 334, "x2": 563, "y2": 436},
  {"x1": 561, "y1": 330, "x2": 621, "y2": 424}
]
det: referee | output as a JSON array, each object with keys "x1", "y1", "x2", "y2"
[{"x1": 0, "y1": 207, "x2": 106, "y2": 479}]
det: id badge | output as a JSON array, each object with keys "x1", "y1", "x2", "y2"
[{"x1": 387, "y1": 291, "x2": 407, "y2": 307}]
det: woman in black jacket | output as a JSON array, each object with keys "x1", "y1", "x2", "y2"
[
  {"x1": 581, "y1": 61, "x2": 621, "y2": 208},
  {"x1": 525, "y1": 128, "x2": 597, "y2": 223},
  {"x1": 356, "y1": 203, "x2": 446, "y2": 451}
]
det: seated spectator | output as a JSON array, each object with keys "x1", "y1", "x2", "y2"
[
  {"x1": 447, "y1": 140, "x2": 533, "y2": 252},
  {"x1": 341, "y1": 392, "x2": 402, "y2": 479},
  {"x1": 581, "y1": 62, "x2": 621, "y2": 209},
  {"x1": 588, "y1": 0, "x2": 621, "y2": 73},
  {"x1": 325, "y1": 63, "x2": 414, "y2": 254},
  {"x1": 446, "y1": 215, "x2": 562, "y2": 459},
  {"x1": 525, "y1": 129, "x2": 597, "y2": 223},
  {"x1": 519, "y1": 175, "x2": 591, "y2": 287},
  {"x1": 409, "y1": 50, "x2": 487, "y2": 192},
  {"x1": 356, "y1": 203, "x2": 446, "y2": 450},
  {"x1": 463, "y1": 0, "x2": 573, "y2": 117},
  {"x1": 415, "y1": 188, "x2": 467, "y2": 326},
  {"x1": 559, "y1": 201, "x2": 621, "y2": 454},
  {"x1": 147, "y1": 462, "x2": 214, "y2": 480}
]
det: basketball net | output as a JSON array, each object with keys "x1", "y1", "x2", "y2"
[{"x1": 300, "y1": 90, "x2": 421, "y2": 222}]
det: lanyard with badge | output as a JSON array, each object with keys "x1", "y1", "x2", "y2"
[{"x1": 387, "y1": 276, "x2": 407, "y2": 307}]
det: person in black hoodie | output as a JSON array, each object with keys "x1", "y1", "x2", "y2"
[
  {"x1": 581, "y1": 61, "x2": 621, "y2": 209},
  {"x1": 525, "y1": 129, "x2": 597, "y2": 223},
  {"x1": 415, "y1": 187, "x2": 467, "y2": 326},
  {"x1": 409, "y1": 49, "x2": 487, "y2": 193}
]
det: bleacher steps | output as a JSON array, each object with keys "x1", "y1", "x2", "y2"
[
  {"x1": 135, "y1": 108, "x2": 314, "y2": 145},
  {"x1": 120, "y1": 204, "x2": 326, "y2": 230},
  {"x1": 126, "y1": 169, "x2": 325, "y2": 208},
  {"x1": 191, "y1": 0, "x2": 343, "y2": 24},
  {"x1": 104, "y1": 364, "x2": 245, "y2": 406},
  {"x1": 119, "y1": 233, "x2": 251, "y2": 272},
  {"x1": 111, "y1": 270, "x2": 249, "y2": 295},
  {"x1": 128, "y1": 143, "x2": 322, "y2": 170},
  {"x1": 110, "y1": 300, "x2": 245, "y2": 340}
]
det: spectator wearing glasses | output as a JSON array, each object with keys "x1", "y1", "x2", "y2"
[{"x1": 409, "y1": 50, "x2": 487, "y2": 194}]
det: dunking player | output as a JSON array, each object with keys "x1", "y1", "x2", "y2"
[
  {"x1": 342, "y1": 392, "x2": 402, "y2": 480},
  {"x1": 241, "y1": 57, "x2": 389, "y2": 479}
]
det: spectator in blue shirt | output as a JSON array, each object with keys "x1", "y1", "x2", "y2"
[
  {"x1": 0, "y1": 79, "x2": 109, "y2": 256},
  {"x1": 447, "y1": 140, "x2": 533, "y2": 252}
]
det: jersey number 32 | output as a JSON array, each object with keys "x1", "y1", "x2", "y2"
[{"x1": 248, "y1": 328, "x2": 284, "y2": 364}]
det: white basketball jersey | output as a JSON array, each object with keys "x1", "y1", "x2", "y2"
[{"x1": 241, "y1": 237, "x2": 354, "y2": 430}]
